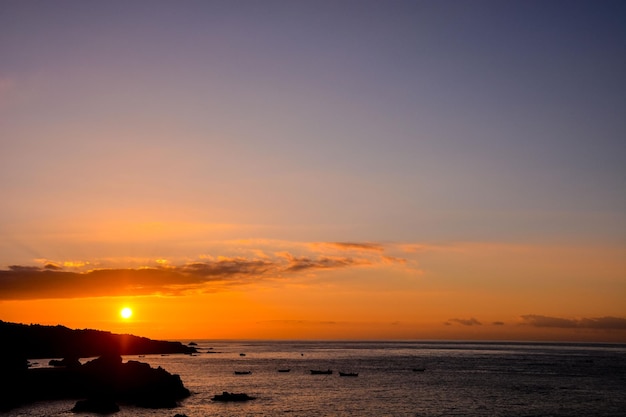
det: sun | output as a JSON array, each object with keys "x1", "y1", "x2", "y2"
[{"x1": 120, "y1": 307, "x2": 133, "y2": 319}]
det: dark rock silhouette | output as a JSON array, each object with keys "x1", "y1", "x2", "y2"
[
  {"x1": 80, "y1": 354, "x2": 190, "y2": 407},
  {"x1": 1, "y1": 354, "x2": 190, "y2": 411},
  {"x1": 49, "y1": 356, "x2": 81, "y2": 368},
  {"x1": 0, "y1": 321, "x2": 193, "y2": 411},
  {"x1": 211, "y1": 391, "x2": 256, "y2": 402},
  {"x1": 71, "y1": 397, "x2": 120, "y2": 413}
]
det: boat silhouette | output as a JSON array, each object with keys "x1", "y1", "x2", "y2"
[{"x1": 310, "y1": 369, "x2": 332, "y2": 375}]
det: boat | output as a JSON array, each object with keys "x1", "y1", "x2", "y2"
[
  {"x1": 239, "y1": 353, "x2": 246, "y2": 356},
  {"x1": 234, "y1": 371, "x2": 252, "y2": 375},
  {"x1": 211, "y1": 391, "x2": 256, "y2": 402},
  {"x1": 310, "y1": 369, "x2": 333, "y2": 375},
  {"x1": 339, "y1": 372, "x2": 358, "y2": 377},
  {"x1": 278, "y1": 369, "x2": 291, "y2": 372},
  {"x1": 412, "y1": 367, "x2": 425, "y2": 372}
]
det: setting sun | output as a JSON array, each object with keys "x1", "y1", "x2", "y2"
[{"x1": 120, "y1": 307, "x2": 133, "y2": 319}]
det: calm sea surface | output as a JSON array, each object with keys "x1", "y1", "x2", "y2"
[{"x1": 8, "y1": 341, "x2": 626, "y2": 416}]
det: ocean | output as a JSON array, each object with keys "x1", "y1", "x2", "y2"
[{"x1": 8, "y1": 341, "x2": 626, "y2": 416}]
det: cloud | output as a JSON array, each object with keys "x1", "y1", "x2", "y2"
[
  {"x1": 0, "y1": 267, "x2": 197, "y2": 299},
  {"x1": 256, "y1": 320, "x2": 338, "y2": 326},
  {"x1": 0, "y1": 249, "x2": 384, "y2": 300},
  {"x1": 521, "y1": 315, "x2": 626, "y2": 330},
  {"x1": 180, "y1": 257, "x2": 275, "y2": 278},
  {"x1": 447, "y1": 317, "x2": 482, "y2": 326},
  {"x1": 278, "y1": 253, "x2": 372, "y2": 272},
  {"x1": 8, "y1": 265, "x2": 41, "y2": 272},
  {"x1": 578, "y1": 317, "x2": 626, "y2": 330},
  {"x1": 492, "y1": 321, "x2": 505, "y2": 326},
  {"x1": 382, "y1": 255, "x2": 407, "y2": 265},
  {"x1": 310, "y1": 242, "x2": 385, "y2": 253}
]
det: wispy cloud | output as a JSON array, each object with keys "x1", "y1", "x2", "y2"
[
  {"x1": 521, "y1": 315, "x2": 626, "y2": 330},
  {"x1": 256, "y1": 320, "x2": 338, "y2": 326},
  {"x1": 310, "y1": 242, "x2": 385, "y2": 253},
  {"x1": 446, "y1": 317, "x2": 482, "y2": 326},
  {"x1": 278, "y1": 252, "x2": 372, "y2": 272}
]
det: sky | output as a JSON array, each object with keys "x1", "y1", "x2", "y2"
[{"x1": 0, "y1": 0, "x2": 625, "y2": 342}]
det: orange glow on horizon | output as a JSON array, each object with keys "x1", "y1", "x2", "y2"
[{"x1": 0, "y1": 243, "x2": 623, "y2": 343}]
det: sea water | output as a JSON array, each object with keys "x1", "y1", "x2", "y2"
[{"x1": 8, "y1": 341, "x2": 626, "y2": 416}]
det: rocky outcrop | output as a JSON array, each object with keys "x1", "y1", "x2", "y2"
[
  {"x1": 81, "y1": 354, "x2": 190, "y2": 408},
  {"x1": 0, "y1": 321, "x2": 195, "y2": 411},
  {"x1": 1, "y1": 354, "x2": 190, "y2": 411},
  {"x1": 49, "y1": 356, "x2": 81, "y2": 368},
  {"x1": 211, "y1": 391, "x2": 256, "y2": 402},
  {"x1": 71, "y1": 397, "x2": 120, "y2": 413}
]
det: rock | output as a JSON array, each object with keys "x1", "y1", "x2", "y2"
[
  {"x1": 71, "y1": 397, "x2": 119, "y2": 413},
  {"x1": 80, "y1": 356, "x2": 190, "y2": 408},
  {"x1": 2, "y1": 354, "x2": 190, "y2": 411},
  {"x1": 211, "y1": 391, "x2": 256, "y2": 402},
  {"x1": 49, "y1": 356, "x2": 81, "y2": 368}
]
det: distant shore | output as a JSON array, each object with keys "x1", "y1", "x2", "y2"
[{"x1": 0, "y1": 320, "x2": 197, "y2": 359}]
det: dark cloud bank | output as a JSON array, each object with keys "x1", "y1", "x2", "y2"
[
  {"x1": 444, "y1": 315, "x2": 626, "y2": 331},
  {"x1": 0, "y1": 253, "x2": 381, "y2": 300},
  {"x1": 446, "y1": 318, "x2": 482, "y2": 326},
  {"x1": 521, "y1": 315, "x2": 626, "y2": 330}
]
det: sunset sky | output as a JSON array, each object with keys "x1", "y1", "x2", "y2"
[{"x1": 1, "y1": 0, "x2": 624, "y2": 342}]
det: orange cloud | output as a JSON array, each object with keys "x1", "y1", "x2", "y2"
[{"x1": 0, "y1": 248, "x2": 391, "y2": 300}]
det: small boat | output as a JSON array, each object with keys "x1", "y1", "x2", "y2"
[
  {"x1": 239, "y1": 353, "x2": 246, "y2": 356},
  {"x1": 339, "y1": 372, "x2": 359, "y2": 377},
  {"x1": 310, "y1": 369, "x2": 333, "y2": 375},
  {"x1": 234, "y1": 371, "x2": 252, "y2": 375},
  {"x1": 412, "y1": 367, "x2": 425, "y2": 372},
  {"x1": 278, "y1": 369, "x2": 291, "y2": 373},
  {"x1": 211, "y1": 391, "x2": 256, "y2": 402}
]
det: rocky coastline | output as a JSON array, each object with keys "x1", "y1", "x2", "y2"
[{"x1": 0, "y1": 321, "x2": 194, "y2": 412}]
